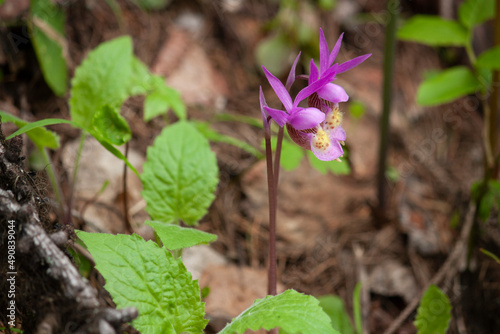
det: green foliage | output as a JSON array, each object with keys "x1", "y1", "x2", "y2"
[
  {"x1": 307, "y1": 150, "x2": 351, "y2": 175},
  {"x1": 414, "y1": 285, "x2": 451, "y2": 334},
  {"x1": 30, "y1": 0, "x2": 68, "y2": 96},
  {"x1": 144, "y1": 77, "x2": 186, "y2": 122},
  {"x1": 219, "y1": 290, "x2": 339, "y2": 334},
  {"x1": 458, "y1": 0, "x2": 495, "y2": 29},
  {"x1": 70, "y1": 36, "x2": 133, "y2": 128},
  {"x1": 0, "y1": 111, "x2": 60, "y2": 149},
  {"x1": 353, "y1": 282, "x2": 362, "y2": 334},
  {"x1": 477, "y1": 46, "x2": 500, "y2": 70},
  {"x1": 130, "y1": 0, "x2": 171, "y2": 10},
  {"x1": 398, "y1": 15, "x2": 468, "y2": 47},
  {"x1": 472, "y1": 180, "x2": 500, "y2": 224},
  {"x1": 145, "y1": 221, "x2": 217, "y2": 250},
  {"x1": 416, "y1": 66, "x2": 481, "y2": 106},
  {"x1": 256, "y1": 33, "x2": 296, "y2": 77},
  {"x1": 280, "y1": 138, "x2": 305, "y2": 171},
  {"x1": 480, "y1": 248, "x2": 500, "y2": 265},
  {"x1": 318, "y1": 295, "x2": 355, "y2": 334},
  {"x1": 193, "y1": 121, "x2": 263, "y2": 158},
  {"x1": 348, "y1": 100, "x2": 366, "y2": 120},
  {"x1": 76, "y1": 231, "x2": 208, "y2": 334},
  {"x1": 141, "y1": 121, "x2": 218, "y2": 225},
  {"x1": 91, "y1": 105, "x2": 131, "y2": 146}
]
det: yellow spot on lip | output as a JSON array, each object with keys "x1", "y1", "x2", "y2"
[{"x1": 312, "y1": 128, "x2": 331, "y2": 152}]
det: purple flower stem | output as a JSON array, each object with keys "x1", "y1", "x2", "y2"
[{"x1": 264, "y1": 132, "x2": 277, "y2": 297}]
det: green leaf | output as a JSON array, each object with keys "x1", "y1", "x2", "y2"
[
  {"x1": 414, "y1": 285, "x2": 451, "y2": 334},
  {"x1": 146, "y1": 221, "x2": 217, "y2": 250},
  {"x1": 30, "y1": 0, "x2": 68, "y2": 96},
  {"x1": 141, "y1": 121, "x2": 218, "y2": 225},
  {"x1": 262, "y1": 136, "x2": 304, "y2": 171},
  {"x1": 480, "y1": 248, "x2": 500, "y2": 265},
  {"x1": 256, "y1": 33, "x2": 296, "y2": 77},
  {"x1": 348, "y1": 100, "x2": 366, "y2": 120},
  {"x1": 130, "y1": 0, "x2": 171, "y2": 10},
  {"x1": 76, "y1": 231, "x2": 208, "y2": 334},
  {"x1": 91, "y1": 105, "x2": 131, "y2": 146},
  {"x1": 219, "y1": 290, "x2": 339, "y2": 334},
  {"x1": 458, "y1": 0, "x2": 495, "y2": 29},
  {"x1": 194, "y1": 121, "x2": 263, "y2": 158},
  {"x1": 398, "y1": 15, "x2": 468, "y2": 47},
  {"x1": 0, "y1": 111, "x2": 61, "y2": 149},
  {"x1": 307, "y1": 150, "x2": 351, "y2": 175},
  {"x1": 144, "y1": 82, "x2": 186, "y2": 121},
  {"x1": 353, "y1": 282, "x2": 362, "y2": 334},
  {"x1": 70, "y1": 36, "x2": 133, "y2": 128},
  {"x1": 477, "y1": 46, "x2": 500, "y2": 70},
  {"x1": 416, "y1": 66, "x2": 481, "y2": 106},
  {"x1": 318, "y1": 295, "x2": 355, "y2": 334}
]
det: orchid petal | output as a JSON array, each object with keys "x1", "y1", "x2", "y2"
[
  {"x1": 327, "y1": 125, "x2": 346, "y2": 142},
  {"x1": 319, "y1": 28, "x2": 329, "y2": 75},
  {"x1": 337, "y1": 53, "x2": 371, "y2": 74},
  {"x1": 309, "y1": 59, "x2": 319, "y2": 85},
  {"x1": 263, "y1": 106, "x2": 289, "y2": 127},
  {"x1": 295, "y1": 65, "x2": 338, "y2": 105},
  {"x1": 328, "y1": 33, "x2": 344, "y2": 67},
  {"x1": 285, "y1": 52, "x2": 301, "y2": 91},
  {"x1": 262, "y1": 66, "x2": 293, "y2": 112},
  {"x1": 288, "y1": 107, "x2": 325, "y2": 130},
  {"x1": 317, "y1": 83, "x2": 349, "y2": 103},
  {"x1": 259, "y1": 86, "x2": 270, "y2": 132},
  {"x1": 309, "y1": 134, "x2": 344, "y2": 161}
]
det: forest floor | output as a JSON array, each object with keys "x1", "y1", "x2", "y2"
[{"x1": 0, "y1": 0, "x2": 499, "y2": 333}]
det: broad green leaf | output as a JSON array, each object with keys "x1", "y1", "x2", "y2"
[
  {"x1": 0, "y1": 111, "x2": 60, "y2": 149},
  {"x1": 414, "y1": 285, "x2": 451, "y2": 334},
  {"x1": 416, "y1": 66, "x2": 481, "y2": 106},
  {"x1": 144, "y1": 77, "x2": 186, "y2": 121},
  {"x1": 307, "y1": 150, "x2": 351, "y2": 175},
  {"x1": 70, "y1": 36, "x2": 133, "y2": 128},
  {"x1": 458, "y1": 0, "x2": 495, "y2": 29},
  {"x1": 398, "y1": 15, "x2": 468, "y2": 46},
  {"x1": 219, "y1": 289, "x2": 339, "y2": 334},
  {"x1": 318, "y1": 295, "x2": 355, "y2": 334},
  {"x1": 146, "y1": 220, "x2": 217, "y2": 250},
  {"x1": 477, "y1": 46, "x2": 500, "y2": 70},
  {"x1": 30, "y1": 0, "x2": 68, "y2": 96},
  {"x1": 141, "y1": 121, "x2": 218, "y2": 225},
  {"x1": 194, "y1": 121, "x2": 263, "y2": 158},
  {"x1": 76, "y1": 231, "x2": 208, "y2": 334},
  {"x1": 91, "y1": 105, "x2": 131, "y2": 146}
]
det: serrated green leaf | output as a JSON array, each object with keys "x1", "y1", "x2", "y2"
[
  {"x1": 318, "y1": 295, "x2": 355, "y2": 334},
  {"x1": 194, "y1": 121, "x2": 262, "y2": 158},
  {"x1": 0, "y1": 111, "x2": 61, "y2": 149},
  {"x1": 30, "y1": 0, "x2": 68, "y2": 96},
  {"x1": 219, "y1": 289, "x2": 339, "y2": 334},
  {"x1": 307, "y1": 150, "x2": 351, "y2": 175},
  {"x1": 141, "y1": 121, "x2": 218, "y2": 225},
  {"x1": 76, "y1": 231, "x2": 208, "y2": 334},
  {"x1": 416, "y1": 66, "x2": 481, "y2": 106},
  {"x1": 70, "y1": 36, "x2": 133, "y2": 128},
  {"x1": 458, "y1": 0, "x2": 495, "y2": 29},
  {"x1": 414, "y1": 285, "x2": 451, "y2": 334},
  {"x1": 91, "y1": 105, "x2": 131, "y2": 146},
  {"x1": 477, "y1": 46, "x2": 500, "y2": 70},
  {"x1": 146, "y1": 220, "x2": 217, "y2": 250},
  {"x1": 398, "y1": 15, "x2": 468, "y2": 46}
]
